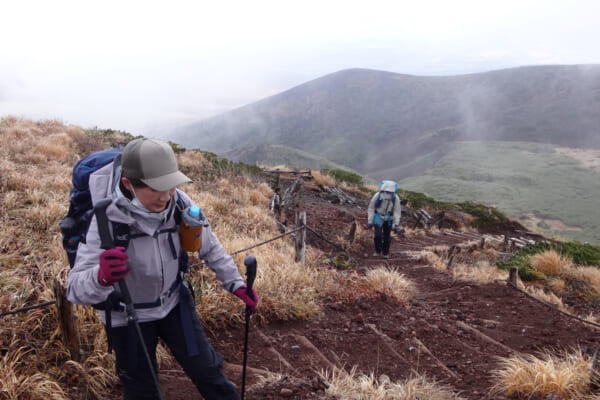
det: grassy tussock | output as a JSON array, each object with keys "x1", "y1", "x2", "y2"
[
  {"x1": 568, "y1": 266, "x2": 600, "y2": 295},
  {"x1": 523, "y1": 285, "x2": 568, "y2": 312},
  {"x1": 0, "y1": 345, "x2": 67, "y2": 400},
  {"x1": 62, "y1": 351, "x2": 119, "y2": 399},
  {"x1": 321, "y1": 366, "x2": 464, "y2": 399},
  {"x1": 529, "y1": 250, "x2": 600, "y2": 310},
  {"x1": 531, "y1": 250, "x2": 572, "y2": 276},
  {"x1": 453, "y1": 260, "x2": 508, "y2": 284},
  {"x1": 311, "y1": 170, "x2": 336, "y2": 187},
  {"x1": 547, "y1": 278, "x2": 566, "y2": 295},
  {"x1": 360, "y1": 266, "x2": 416, "y2": 303},
  {"x1": 416, "y1": 250, "x2": 447, "y2": 271},
  {"x1": 490, "y1": 349, "x2": 592, "y2": 399}
]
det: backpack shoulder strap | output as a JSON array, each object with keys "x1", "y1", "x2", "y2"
[
  {"x1": 94, "y1": 199, "x2": 131, "y2": 250},
  {"x1": 94, "y1": 199, "x2": 115, "y2": 250},
  {"x1": 174, "y1": 192, "x2": 185, "y2": 225}
]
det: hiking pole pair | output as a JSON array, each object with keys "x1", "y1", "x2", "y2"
[
  {"x1": 241, "y1": 255, "x2": 257, "y2": 400},
  {"x1": 94, "y1": 201, "x2": 164, "y2": 400}
]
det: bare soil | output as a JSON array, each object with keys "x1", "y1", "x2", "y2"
[{"x1": 156, "y1": 178, "x2": 599, "y2": 399}]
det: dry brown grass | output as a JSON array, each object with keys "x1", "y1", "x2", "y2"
[
  {"x1": 531, "y1": 250, "x2": 572, "y2": 276},
  {"x1": 547, "y1": 278, "x2": 567, "y2": 295},
  {"x1": 490, "y1": 349, "x2": 592, "y2": 399},
  {"x1": 321, "y1": 366, "x2": 465, "y2": 399},
  {"x1": 528, "y1": 250, "x2": 600, "y2": 308},
  {"x1": 416, "y1": 250, "x2": 447, "y2": 271},
  {"x1": 361, "y1": 266, "x2": 416, "y2": 303},
  {"x1": 453, "y1": 260, "x2": 508, "y2": 284},
  {"x1": 566, "y1": 266, "x2": 600, "y2": 295},
  {"x1": 0, "y1": 118, "x2": 179, "y2": 398},
  {"x1": 311, "y1": 170, "x2": 336, "y2": 187},
  {"x1": 0, "y1": 117, "x2": 423, "y2": 398},
  {"x1": 524, "y1": 285, "x2": 569, "y2": 312}
]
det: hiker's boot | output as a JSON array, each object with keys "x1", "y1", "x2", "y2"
[
  {"x1": 373, "y1": 252, "x2": 380, "y2": 257},
  {"x1": 382, "y1": 254, "x2": 389, "y2": 259}
]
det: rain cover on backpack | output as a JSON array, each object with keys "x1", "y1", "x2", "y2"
[{"x1": 379, "y1": 180, "x2": 398, "y2": 193}]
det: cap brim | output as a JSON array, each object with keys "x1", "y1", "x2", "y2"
[{"x1": 142, "y1": 171, "x2": 192, "y2": 191}]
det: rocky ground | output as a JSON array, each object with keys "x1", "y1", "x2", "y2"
[{"x1": 155, "y1": 176, "x2": 600, "y2": 399}]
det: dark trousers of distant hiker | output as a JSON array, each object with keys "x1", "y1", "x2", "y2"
[
  {"x1": 110, "y1": 298, "x2": 240, "y2": 400},
  {"x1": 374, "y1": 223, "x2": 392, "y2": 256}
]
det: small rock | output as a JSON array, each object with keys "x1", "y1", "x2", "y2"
[{"x1": 280, "y1": 388, "x2": 294, "y2": 397}]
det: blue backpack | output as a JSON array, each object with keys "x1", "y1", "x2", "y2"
[
  {"x1": 373, "y1": 180, "x2": 398, "y2": 227},
  {"x1": 59, "y1": 148, "x2": 123, "y2": 268}
]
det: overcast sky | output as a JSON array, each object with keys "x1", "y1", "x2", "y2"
[{"x1": 1, "y1": 0, "x2": 599, "y2": 136}]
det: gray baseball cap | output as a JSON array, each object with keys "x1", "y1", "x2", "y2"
[{"x1": 121, "y1": 138, "x2": 192, "y2": 191}]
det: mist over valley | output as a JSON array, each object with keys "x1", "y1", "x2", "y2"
[{"x1": 172, "y1": 65, "x2": 600, "y2": 243}]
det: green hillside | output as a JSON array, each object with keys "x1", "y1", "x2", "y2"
[
  {"x1": 221, "y1": 143, "x2": 355, "y2": 171},
  {"x1": 398, "y1": 141, "x2": 600, "y2": 244}
]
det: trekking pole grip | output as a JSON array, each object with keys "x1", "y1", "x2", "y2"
[{"x1": 243, "y1": 255, "x2": 257, "y2": 301}]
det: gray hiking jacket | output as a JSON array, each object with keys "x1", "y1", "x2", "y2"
[
  {"x1": 367, "y1": 192, "x2": 401, "y2": 227},
  {"x1": 66, "y1": 155, "x2": 244, "y2": 327}
]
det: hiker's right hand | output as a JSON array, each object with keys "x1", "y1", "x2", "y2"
[
  {"x1": 98, "y1": 247, "x2": 130, "y2": 287},
  {"x1": 367, "y1": 223, "x2": 373, "y2": 230}
]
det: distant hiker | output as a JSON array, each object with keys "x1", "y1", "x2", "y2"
[
  {"x1": 367, "y1": 180, "x2": 401, "y2": 259},
  {"x1": 66, "y1": 138, "x2": 258, "y2": 400},
  {"x1": 270, "y1": 187, "x2": 282, "y2": 219}
]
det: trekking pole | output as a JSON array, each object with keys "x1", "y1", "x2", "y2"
[
  {"x1": 94, "y1": 200, "x2": 164, "y2": 400},
  {"x1": 241, "y1": 255, "x2": 257, "y2": 400},
  {"x1": 117, "y1": 280, "x2": 164, "y2": 400}
]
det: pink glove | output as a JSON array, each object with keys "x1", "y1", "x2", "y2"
[
  {"x1": 98, "y1": 247, "x2": 130, "y2": 287},
  {"x1": 234, "y1": 286, "x2": 259, "y2": 315}
]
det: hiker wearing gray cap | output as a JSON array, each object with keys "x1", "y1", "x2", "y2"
[{"x1": 67, "y1": 138, "x2": 257, "y2": 399}]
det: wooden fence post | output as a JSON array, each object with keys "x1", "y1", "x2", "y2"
[
  {"x1": 347, "y1": 220, "x2": 357, "y2": 245},
  {"x1": 508, "y1": 267, "x2": 519, "y2": 286},
  {"x1": 295, "y1": 211, "x2": 306, "y2": 265},
  {"x1": 53, "y1": 278, "x2": 81, "y2": 361}
]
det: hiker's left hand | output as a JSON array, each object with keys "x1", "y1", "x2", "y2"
[
  {"x1": 234, "y1": 286, "x2": 259, "y2": 314},
  {"x1": 393, "y1": 224, "x2": 399, "y2": 234}
]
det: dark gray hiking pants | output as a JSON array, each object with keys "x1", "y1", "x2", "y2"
[
  {"x1": 110, "y1": 299, "x2": 240, "y2": 400},
  {"x1": 374, "y1": 223, "x2": 392, "y2": 256}
]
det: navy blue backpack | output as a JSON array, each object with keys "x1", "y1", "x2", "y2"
[{"x1": 59, "y1": 148, "x2": 123, "y2": 268}]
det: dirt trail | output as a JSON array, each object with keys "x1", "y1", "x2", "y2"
[{"x1": 158, "y1": 179, "x2": 600, "y2": 399}]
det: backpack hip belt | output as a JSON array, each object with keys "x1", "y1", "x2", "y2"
[{"x1": 103, "y1": 271, "x2": 184, "y2": 313}]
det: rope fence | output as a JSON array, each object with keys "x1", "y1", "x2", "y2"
[
  {"x1": 506, "y1": 277, "x2": 600, "y2": 329},
  {"x1": 231, "y1": 226, "x2": 305, "y2": 256},
  {"x1": 0, "y1": 300, "x2": 57, "y2": 318}
]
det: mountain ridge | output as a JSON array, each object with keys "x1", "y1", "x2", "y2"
[{"x1": 174, "y1": 64, "x2": 600, "y2": 180}]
